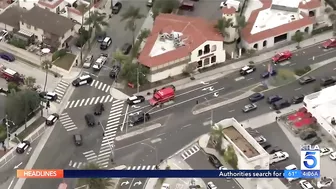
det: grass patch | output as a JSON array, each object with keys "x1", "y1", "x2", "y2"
[
  {"x1": 53, "y1": 53, "x2": 76, "y2": 71},
  {"x1": 252, "y1": 85, "x2": 268, "y2": 92},
  {"x1": 269, "y1": 69, "x2": 296, "y2": 86},
  {"x1": 11, "y1": 117, "x2": 46, "y2": 143}
]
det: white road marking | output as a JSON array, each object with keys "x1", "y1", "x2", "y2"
[
  {"x1": 73, "y1": 100, "x2": 80, "y2": 108},
  {"x1": 308, "y1": 48, "x2": 336, "y2": 60},
  {"x1": 79, "y1": 99, "x2": 85, "y2": 107},
  {"x1": 229, "y1": 109, "x2": 235, "y2": 112},
  {"x1": 182, "y1": 124, "x2": 191, "y2": 128},
  {"x1": 84, "y1": 98, "x2": 91, "y2": 106},
  {"x1": 235, "y1": 76, "x2": 245, "y2": 81},
  {"x1": 100, "y1": 96, "x2": 106, "y2": 103},
  {"x1": 295, "y1": 87, "x2": 302, "y2": 91},
  {"x1": 94, "y1": 97, "x2": 100, "y2": 104},
  {"x1": 247, "y1": 78, "x2": 253, "y2": 81},
  {"x1": 150, "y1": 138, "x2": 162, "y2": 143}
]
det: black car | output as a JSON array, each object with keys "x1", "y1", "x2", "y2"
[
  {"x1": 248, "y1": 93, "x2": 264, "y2": 102},
  {"x1": 85, "y1": 114, "x2": 95, "y2": 127},
  {"x1": 16, "y1": 141, "x2": 30, "y2": 154},
  {"x1": 121, "y1": 43, "x2": 132, "y2": 54},
  {"x1": 109, "y1": 64, "x2": 121, "y2": 79},
  {"x1": 129, "y1": 112, "x2": 150, "y2": 126},
  {"x1": 126, "y1": 95, "x2": 145, "y2": 105},
  {"x1": 73, "y1": 134, "x2": 83, "y2": 146},
  {"x1": 39, "y1": 91, "x2": 58, "y2": 101},
  {"x1": 267, "y1": 95, "x2": 282, "y2": 104},
  {"x1": 320, "y1": 76, "x2": 336, "y2": 86},
  {"x1": 306, "y1": 136, "x2": 322, "y2": 145},
  {"x1": 112, "y1": 2, "x2": 122, "y2": 14},
  {"x1": 292, "y1": 94, "x2": 304, "y2": 104},
  {"x1": 267, "y1": 146, "x2": 282, "y2": 154},
  {"x1": 272, "y1": 99, "x2": 291, "y2": 110},
  {"x1": 299, "y1": 76, "x2": 316, "y2": 85},
  {"x1": 300, "y1": 130, "x2": 317, "y2": 140},
  {"x1": 46, "y1": 113, "x2": 59, "y2": 126},
  {"x1": 261, "y1": 142, "x2": 271, "y2": 150},
  {"x1": 261, "y1": 70, "x2": 277, "y2": 78},
  {"x1": 208, "y1": 154, "x2": 222, "y2": 168},
  {"x1": 94, "y1": 103, "x2": 105, "y2": 115}
]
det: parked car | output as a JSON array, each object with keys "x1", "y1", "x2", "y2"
[
  {"x1": 322, "y1": 38, "x2": 336, "y2": 49},
  {"x1": 242, "y1": 103, "x2": 257, "y2": 113},
  {"x1": 267, "y1": 95, "x2": 282, "y2": 104},
  {"x1": 254, "y1": 135, "x2": 266, "y2": 144},
  {"x1": 207, "y1": 182, "x2": 217, "y2": 189},
  {"x1": 306, "y1": 136, "x2": 322, "y2": 145},
  {"x1": 240, "y1": 65, "x2": 256, "y2": 75},
  {"x1": 261, "y1": 142, "x2": 271, "y2": 150},
  {"x1": 273, "y1": 99, "x2": 291, "y2": 110},
  {"x1": 121, "y1": 43, "x2": 132, "y2": 55},
  {"x1": 112, "y1": 2, "x2": 122, "y2": 14},
  {"x1": 161, "y1": 183, "x2": 170, "y2": 189},
  {"x1": 0, "y1": 52, "x2": 15, "y2": 62},
  {"x1": 39, "y1": 91, "x2": 58, "y2": 101},
  {"x1": 285, "y1": 164, "x2": 299, "y2": 182},
  {"x1": 317, "y1": 177, "x2": 334, "y2": 188},
  {"x1": 46, "y1": 113, "x2": 59, "y2": 126},
  {"x1": 270, "y1": 151, "x2": 289, "y2": 164},
  {"x1": 126, "y1": 95, "x2": 145, "y2": 105},
  {"x1": 320, "y1": 147, "x2": 333, "y2": 156},
  {"x1": 83, "y1": 54, "x2": 94, "y2": 68},
  {"x1": 129, "y1": 112, "x2": 150, "y2": 126},
  {"x1": 320, "y1": 76, "x2": 336, "y2": 87},
  {"x1": 97, "y1": 32, "x2": 106, "y2": 43},
  {"x1": 109, "y1": 63, "x2": 121, "y2": 79},
  {"x1": 272, "y1": 51, "x2": 292, "y2": 63},
  {"x1": 292, "y1": 94, "x2": 304, "y2": 104},
  {"x1": 100, "y1": 37, "x2": 112, "y2": 50},
  {"x1": 72, "y1": 75, "x2": 93, "y2": 87},
  {"x1": 299, "y1": 180, "x2": 314, "y2": 189},
  {"x1": 16, "y1": 141, "x2": 30, "y2": 154},
  {"x1": 299, "y1": 76, "x2": 316, "y2": 85},
  {"x1": 261, "y1": 69, "x2": 277, "y2": 78},
  {"x1": 208, "y1": 154, "x2": 222, "y2": 168},
  {"x1": 73, "y1": 134, "x2": 83, "y2": 146},
  {"x1": 300, "y1": 130, "x2": 317, "y2": 140},
  {"x1": 85, "y1": 114, "x2": 95, "y2": 127},
  {"x1": 94, "y1": 103, "x2": 105, "y2": 115},
  {"x1": 248, "y1": 93, "x2": 264, "y2": 102},
  {"x1": 329, "y1": 152, "x2": 336, "y2": 160}
]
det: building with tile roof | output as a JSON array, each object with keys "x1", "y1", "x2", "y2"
[
  {"x1": 237, "y1": 0, "x2": 322, "y2": 51},
  {"x1": 138, "y1": 14, "x2": 225, "y2": 83}
]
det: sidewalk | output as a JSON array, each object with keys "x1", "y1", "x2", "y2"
[{"x1": 134, "y1": 31, "x2": 333, "y2": 97}]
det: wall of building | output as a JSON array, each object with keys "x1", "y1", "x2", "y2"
[
  {"x1": 241, "y1": 24, "x2": 313, "y2": 50},
  {"x1": 60, "y1": 28, "x2": 75, "y2": 46},
  {"x1": 148, "y1": 63, "x2": 186, "y2": 82},
  {"x1": 20, "y1": 21, "x2": 44, "y2": 41},
  {"x1": 190, "y1": 41, "x2": 226, "y2": 69},
  {"x1": 19, "y1": 0, "x2": 38, "y2": 10},
  {"x1": 222, "y1": 13, "x2": 237, "y2": 43},
  {"x1": 0, "y1": 23, "x2": 14, "y2": 31}
]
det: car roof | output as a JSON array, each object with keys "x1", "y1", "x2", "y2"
[
  {"x1": 251, "y1": 93, "x2": 261, "y2": 97},
  {"x1": 285, "y1": 164, "x2": 297, "y2": 170},
  {"x1": 79, "y1": 75, "x2": 91, "y2": 80},
  {"x1": 17, "y1": 142, "x2": 26, "y2": 148},
  {"x1": 46, "y1": 92, "x2": 56, "y2": 96},
  {"x1": 47, "y1": 114, "x2": 55, "y2": 121},
  {"x1": 241, "y1": 66, "x2": 251, "y2": 70},
  {"x1": 128, "y1": 96, "x2": 138, "y2": 100},
  {"x1": 103, "y1": 37, "x2": 111, "y2": 42}
]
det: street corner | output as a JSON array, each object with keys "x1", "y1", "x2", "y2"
[{"x1": 110, "y1": 86, "x2": 130, "y2": 101}]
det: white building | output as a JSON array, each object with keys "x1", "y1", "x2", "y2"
[
  {"x1": 138, "y1": 14, "x2": 226, "y2": 83},
  {"x1": 18, "y1": 0, "x2": 99, "y2": 25},
  {"x1": 215, "y1": 118, "x2": 287, "y2": 189},
  {"x1": 304, "y1": 85, "x2": 336, "y2": 141},
  {"x1": 236, "y1": 0, "x2": 322, "y2": 50}
]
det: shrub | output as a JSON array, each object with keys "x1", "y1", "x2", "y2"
[
  {"x1": 8, "y1": 38, "x2": 27, "y2": 49},
  {"x1": 52, "y1": 49, "x2": 67, "y2": 61}
]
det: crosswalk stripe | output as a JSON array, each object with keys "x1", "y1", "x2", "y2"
[
  {"x1": 68, "y1": 101, "x2": 75, "y2": 108},
  {"x1": 127, "y1": 167, "x2": 131, "y2": 170},
  {"x1": 105, "y1": 86, "x2": 111, "y2": 93},
  {"x1": 102, "y1": 84, "x2": 107, "y2": 91},
  {"x1": 105, "y1": 96, "x2": 112, "y2": 103},
  {"x1": 89, "y1": 97, "x2": 95, "y2": 105},
  {"x1": 94, "y1": 97, "x2": 100, "y2": 104},
  {"x1": 83, "y1": 150, "x2": 95, "y2": 155},
  {"x1": 79, "y1": 99, "x2": 85, "y2": 107},
  {"x1": 73, "y1": 162, "x2": 77, "y2": 167},
  {"x1": 74, "y1": 100, "x2": 80, "y2": 108},
  {"x1": 78, "y1": 162, "x2": 82, "y2": 168},
  {"x1": 98, "y1": 82, "x2": 103, "y2": 89},
  {"x1": 84, "y1": 98, "x2": 91, "y2": 106},
  {"x1": 100, "y1": 96, "x2": 106, "y2": 103}
]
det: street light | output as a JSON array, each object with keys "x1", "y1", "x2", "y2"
[
  {"x1": 98, "y1": 121, "x2": 115, "y2": 163},
  {"x1": 141, "y1": 142, "x2": 158, "y2": 165},
  {"x1": 204, "y1": 97, "x2": 213, "y2": 126}
]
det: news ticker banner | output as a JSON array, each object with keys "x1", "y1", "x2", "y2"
[{"x1": 16, "y1": 170, "x2": 320, "y2": 179}]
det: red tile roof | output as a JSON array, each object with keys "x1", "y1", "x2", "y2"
[
  {"x1": 241, "y1": 0, "x2": 316, "y2": 44},
  {"x1": 38, "y1": 0, "x2": 63, "y2": 9},
  {"x1": 138, "y1": 14, "x2": 224, "y2": 68},
  {"x1": 299, "y1": 0, "x2": 321, "y2": 9},
  {"x1": 222, "y1": 6, "x2": 236, "y2": 14}
]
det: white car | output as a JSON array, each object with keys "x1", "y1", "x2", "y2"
[
  {"x1": 285, "y1": 164, "x2": 299, "y2": 182},
  {"x1": 320, "y1": 147, "x2": 333, "y2": 156},
  {"x1": 207, "y1": 181, "x2": 217, "y2": 189},
  {"x1": 92, "y1": 54, "x2": 108, "y2": 70},
  {"x1": 317, "y1": 177, "x2": 334, "y2": 188},
  {"x1": 82, "y1": 54, "x2": 93, "y2": 68},
  {"x1": 240, "y1": 65, "x2": 256, "y2": 75},
  {"x1": 270, "y1": 151, "x2": 289, "y2": 164},
  {"x1": 329, "y1": 152, "x2": 336, "y2": 160},
  {"x1": 219, "y1": 166, "x2": 227, "y2": 170},
  {"x1": 254, "y1": 135, "x2": 266, "y2": 144},
  {"x1": 0, "y1": 29, "x2": 8, "y2": 41},
  {"x1": 161, "y1": 183, "x2": 169, "y2": 189},
  {"x1": 299, "y1": 180, "x2": 314, "y2": 189}
]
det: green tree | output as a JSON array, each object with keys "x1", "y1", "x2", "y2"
[
  {"x1": 5, "y1": 89, "x2": 40, "y2": 126},
  {"x1": 210, "y1": 126, "x2": 226, "y2": 154},
  {"x1": 131, "y1": 29, "x2": 151, "y2": 58},
  {"x1": 24, "y1": 76, "x2": 36, "y2": 89},
  {"x1": 77, "y1": 163, "x2": 115, "y2": 189},
  {"x1": 84, "y1": 11, "x2": 108, "y2": 39},
  {"x1": 41, "y1": 60, "x2": 53, "y2": 92},
  {"x1": 291, "y1": 31, "x2": 304, "y2": 47},
  {"x1": 121, "y1": 62, "x2": 149, "y2": 85},
  {"x1": 7, "y1": 82, "x2": 20, "y2": 93},
  {"x1": 121, "y1": 6, "x2": 145, "y2": 47},
  {"x1": 152, "y1": 0, "x2": 180, "y2": 19},
  {"x1": 223, "y1": 145, "x2": 238, "y2": 169},
  {"x1": 214, "y1": 18, "x2": 232, "y2": 37},
  {"x1": 233, "y1": 15, "x2": 248, "y2": 40},
  {"x1": 113, "y1": 50, "x2": 131, "y2": 64}
]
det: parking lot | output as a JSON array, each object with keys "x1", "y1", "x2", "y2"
[
  {"x1": 256, "y1": 122, "x2": 336, "y2": 189},
  {"x1": 179, "y1": 0, "x2": 223, "y2": 20}
]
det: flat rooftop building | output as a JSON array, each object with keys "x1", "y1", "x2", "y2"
[{"x1": 304, "y1": 85, "x2": 336, "y2": 141}]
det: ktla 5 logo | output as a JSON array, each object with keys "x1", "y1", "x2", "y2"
[{"x1": 302, "y1": 151, "x2": 320, "y2": 170}]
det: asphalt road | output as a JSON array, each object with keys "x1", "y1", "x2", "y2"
[
  {"x1": 185, "y1": 149, "x2": 243, "y2": 189},
  {"x1": 0, "y1": 135, "x2": 41, "y2": 189}
]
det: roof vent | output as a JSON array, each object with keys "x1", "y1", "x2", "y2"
[{"x1": 159, "y1": 33, "x2": 170, "y2": 41}]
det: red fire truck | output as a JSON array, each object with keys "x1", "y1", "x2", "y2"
[{"x1": 0, "y1": 66, "x2": 24, "y2": 84}]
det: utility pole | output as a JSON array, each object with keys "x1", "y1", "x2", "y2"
[{"x1": 136, "y1": 66, "x2": 139, "y2": 94}]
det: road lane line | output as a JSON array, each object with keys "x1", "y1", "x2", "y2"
[
  {"x1": 121, "y1": 105, "x2": 129, "y2": 131},
  {"x1": 156, "y1": 133, "x2": 165, "y2": 137},
  {"x1": 229, "y1": 109, "x2": 235, "y2": 112},
  {"x1": 295, "y1": 87, "x2": 301, "y2": 91},
  {"x1": 182, "y1": 124, "x2": 192, "y2": 128},
  {"x1": 308, "y1": 49, "x2": 336, "y2": 60},
  {"x1": 150, "y1": 138, "x2": 162, "y2": 143},
  {"x1": 235, "y1": 76, "x2": 245, "y2": 81},
  {"x1": 246, "y1": 78, "x2": 253, "y2": 81}
]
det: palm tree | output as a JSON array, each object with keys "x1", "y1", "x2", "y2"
[
  {"x1": 85, "y1": 11, "x2": 109, "y2": 41},
  {"x1": 113, "y1": 50, "x2": 130, "y2": 64},
  {"x1": 120, "y1": 6, "x2": 145, "y2": 47},
  {"x1": 41, "y1": 60, "x2": 52, "y2": 92},
  {"x1": 210, "y1": 126, "x2": 226, "y2": 153},
  {"x1": 214, "y1": 18, "x2": 233, "y2": 37},
  {"x1": 77, "y1": 163, "x2": 115, "y2": 189},
  {"x1": 234, "y1": 15, "x2": 248, "y2": 41}
]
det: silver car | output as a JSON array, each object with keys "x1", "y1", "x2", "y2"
[
  {"x1": 242, "y1": 103, "x2": 257, "y2": 113},
  {"x1": 82, "y1": 54, "x2": 93, "y2": 68}
]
